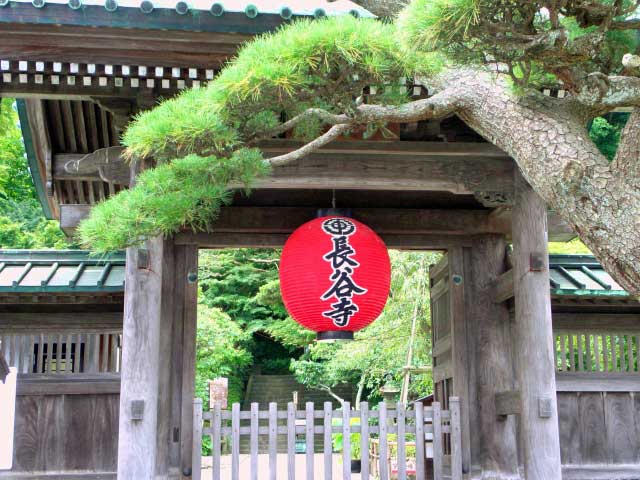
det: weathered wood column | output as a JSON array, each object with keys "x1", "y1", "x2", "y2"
[
  {"x1": 117, "y1": 237, "x2": 166, "y2": 479},
  {"x1": 512, "y1": 171, "x2": 562, "y2": 480},
  {"x1": 469, "y1": 235, "x2": 519, "y2": 477},
  {"x1": 118, "y1": 239, "x2": 199, "y2": 480}
]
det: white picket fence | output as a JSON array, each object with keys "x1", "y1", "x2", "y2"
[{"x1": 192, "y1": 398, "x2": 462, "y2": 480}]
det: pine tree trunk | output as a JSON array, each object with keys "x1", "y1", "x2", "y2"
[{"x1": 434, "y1": 71, "x2": 640, "y2": 297}]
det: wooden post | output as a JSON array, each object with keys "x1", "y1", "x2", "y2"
[
  {"x1": 118, "y1": 238, "x2": 199, "y2": 480},
  {"x1": 447, "y1": 247, "x2": 471, "y2": 473},
  {"x1": 469, "y1": 235, "x2": 519, "y2": 476},
  {"x1": 117, "y1": 237, "x2": 166, "y2": 479},
  {"x1": 512, "y1": 171, "x2": 562, "y2": 479}
]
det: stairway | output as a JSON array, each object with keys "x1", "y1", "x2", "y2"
[{"x1": 239, "y1": 374, "x2": 353, "y2": 453}]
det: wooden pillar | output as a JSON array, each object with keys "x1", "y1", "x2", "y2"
[
  {"x1": 469, "y1": 235, "x2": 519, "y2": 477},
  {"x1": 118, "y1": 239, "x2": 199, "y2": 480},
  {"x1": 117, "y1": 237, "x2": 166, "y2": 479},
  {"x1": 512, "y1": 171, "x2": 562, "y2": 480}
]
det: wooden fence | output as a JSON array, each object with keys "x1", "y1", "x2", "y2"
[
  {"x1": 193, "y1": 398, "x2": 462, "y2": 480},
  {"x1": 1, "y1": 332, "x2": 121, "y2": 374},
  {"x1": 555, "y1": 332, "x2": 639, "y2": 373}
]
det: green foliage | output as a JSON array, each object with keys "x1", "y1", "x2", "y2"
[
  {"x1": 77, "y1": 150, "x2": 269, "y2": 252},
  {"x1": 398, "y1": 0, "x2": 639, "y2": 89},
  {"x1": 589, "y1": 114, "x2": 629, "y2": 161},
  {"x1": 195, "y1": 302, "x2": 252, "y2": 409},
  {"x1": 198, "y1": 249, "x2": 303, "y2": 372},
  {"x1": 0, "y1": 98, "x2": 66, "y2": 249},
  {"x1": 548, "y1": 237, "x2": 592, "y2": 255}
]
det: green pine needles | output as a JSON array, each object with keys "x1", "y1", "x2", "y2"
[
  {"x1": 80, "y1": 15, "x2": 446, "y2": 252},
  {"x1": 78, "y1": 150, "x2": 268, "y2": 252}
]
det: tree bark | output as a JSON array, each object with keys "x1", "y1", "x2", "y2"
[{"x1": 444, "y1": 71, "x2": 640, "y2": 297}]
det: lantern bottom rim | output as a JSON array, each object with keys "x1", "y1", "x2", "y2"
[{"x1": 316, "y1": 331, "x2": 354, "y2": 342}]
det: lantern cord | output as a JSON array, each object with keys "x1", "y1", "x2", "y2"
[{"x1": 331, "y1": 189, "x2": 336, "y2": 209}]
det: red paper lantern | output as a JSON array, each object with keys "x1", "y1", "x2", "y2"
[{"x1": 279, "y1": 216, "x2": 391, "y2": 341}]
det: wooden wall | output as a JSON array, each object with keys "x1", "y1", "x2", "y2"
[
  {"x1": 558, "y1": 391, "x2": 640, "y2": 468},
  {"x1": 9, "y1": 391, "x2": 119, "y2": 477}
]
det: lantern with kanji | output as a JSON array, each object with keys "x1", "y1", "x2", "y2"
[{"x1": 279, "y1": 216, "x2": 391, "y2": 341}]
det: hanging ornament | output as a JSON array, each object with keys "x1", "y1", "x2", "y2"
[{"x1": 279, "y1": 216, "x2": 391, "y2": 341}]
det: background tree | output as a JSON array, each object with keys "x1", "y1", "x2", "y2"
[
  {"x1": 77, "y1": 2, "x2": 640, "y2": 296},
  {"x1": 0, "y1": 98, "x2": 66, "y2": 249}
]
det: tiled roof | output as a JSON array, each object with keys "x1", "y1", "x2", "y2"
[
  {"x1": 0, "y1": 250, "x2": 628, "y2": 297},
  {"x1": 0, "y1": 0, "x2": 373, "y2": 18},
  {"x1": 549, "y1": 255, "x2": 628, "y2": 297},
  {"x1": 0, "y1": 250, "x2": 125, "y2": 293}
]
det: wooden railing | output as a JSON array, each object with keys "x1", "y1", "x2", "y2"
[
  {"x1": 192, "y1": 398, "x2": 462, "y2": 480},
  {"x1": 555, "y1": 331, "x2": 639, "y2": 373},
  {"x1": 0, "y1": 332, "x2": 122, "y2": 375}
]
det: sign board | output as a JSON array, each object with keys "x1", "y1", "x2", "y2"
[
  {"x1": 0, "y1": 367, "x2": 17, "y2": 470},
  {"x1": 209, "y1": 377, "x2": 228, "y2": 410}
]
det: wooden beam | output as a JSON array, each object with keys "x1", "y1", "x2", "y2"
[
  {"x1": 495, "y1": 391, "x2": 521, "y2": 416},
  {"x1": 553, "y1": 313, "x2": 640, "y2": 332},
  {"x1": 512, "y1": 170, "x2": 562, "y2": 480},
  {"x1": 16, "y1": 373, "x2": 120, "y2": 395},
  {"x1": 0, "y1": 312, "x2": 122, "y2": 333},
  {"x1": 54, "y1": 140, "x2": 513, "y2": 194},
  {"x1": 555, "y1": 372, "x2": 640, "y2": 392},
  {"x1": 0, "y1": 22, "x2": 249, "y2": 67},
  {"x1": 177, "y1": 232, "x2": 474, "y2": 250}
]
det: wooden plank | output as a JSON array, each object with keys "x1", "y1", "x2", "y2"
[
  {"x1": 585, "y1": 333, "x2": 592, "y2": 371},
  {"x1": 578, "y1": 393, "x2": 607, "y2": 463},
  {"x1": 469, "y1": 234, "x2": 518, "y2": 473},
  {"x1": 495, "y1": 390, "x2": 521, "y2": 416},
  {"x1": 603, "y1": 334, "x2": 609, "y2": 371},
  {"x1": 610, "y1": 335, "x2": 617, "y2": 371},
  {"x1": 109, "y1": 333, "x2": 117, "y2": 372},
  {"x1": 56, "y1": 333, "x2": 63, "y2": 373},
  {"x1": 306, "y1": 402, "x2": 315, "y2": 480},
  {"x1": 287, "y1": 402, "x2": 296, "y2": 480},
  {"x1": 560, "y1": 334, "x2": 568, "y2": 371},
  {"x1": 231, "y1": 403, "x2": 240, "y2": 480},
  {"x1": 578, "y1": 334, "x2": 584, "y2": 371},
  {"x1": 17, "y1": 374, "x2": 120, "y2": 395},
  {"x1": 396, "y1": 402, "x2": 406, "y2": 480},
  {"x1": 561, "y1": 465, "x2": 640, "y2": 479},
  {"x1": 569, "y1": 335, "x2": 576, "y2": 371},
  {"x1": 179, "y1": 244, "x2": 199, "y2": 475},
  {"x1": 269, "y1": 402, "x2": 277, "y2": 480},
  {"x1": 212, "y1": 403, "x2": 221, "y2": 480},
  {"x1": 450, "y1": 397, "x2": 462, "y2": 480},
  {"x1": 557, "y1": 393, "x2": 581, "y2": 464},
  {"x1": 251, "y1": 402, "x2": 259, "y2": 480},
  {"x1": 414, "y1": 403, "x2": 425, "y2": 480},
  {"x1": 594, "y1": 334, "x2": 601, "y2": 371},
  {"x1": 36, "y1": 334, "x2": 44, "y2": 374},
  {"x1": 63, "y1": 333, "x2": 72, "y2": 373},
  {"x1": 627, "y1": 335, "x2": 634, "y2": 372},
  {"x1": 378, "y1": 402, "x2": 389, "y2": 480},
  {"x1": 360, "y1": 402, "x2": 370, "y2": 480},
  {"x1": 323, "y1": 402, "x2": 332, "y2": 480},
  {"x1": 432, "y1": 403, "x2": 443, "y2": 480},
  {"x1": 192, "y1": 398, "x2": 203, "y2": 480},
  {"x1": 605, "y1": 393, "x2": 638, "y2": 463},
  {"x1": 512, "y1": 171, "x2": 561, "y2": 480},
  {"x1": 447, "y1": 247, "x2": 471, "y2": 473},
  {"x1": 342, "y1": 402, "x2": 351, "y2": 480},
  {"x1": 556, "y1": 372, "x2": 640, "y2": 392},
  {"x1": 0, "y1": 312, "x2": 123, "y2": 333}
]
